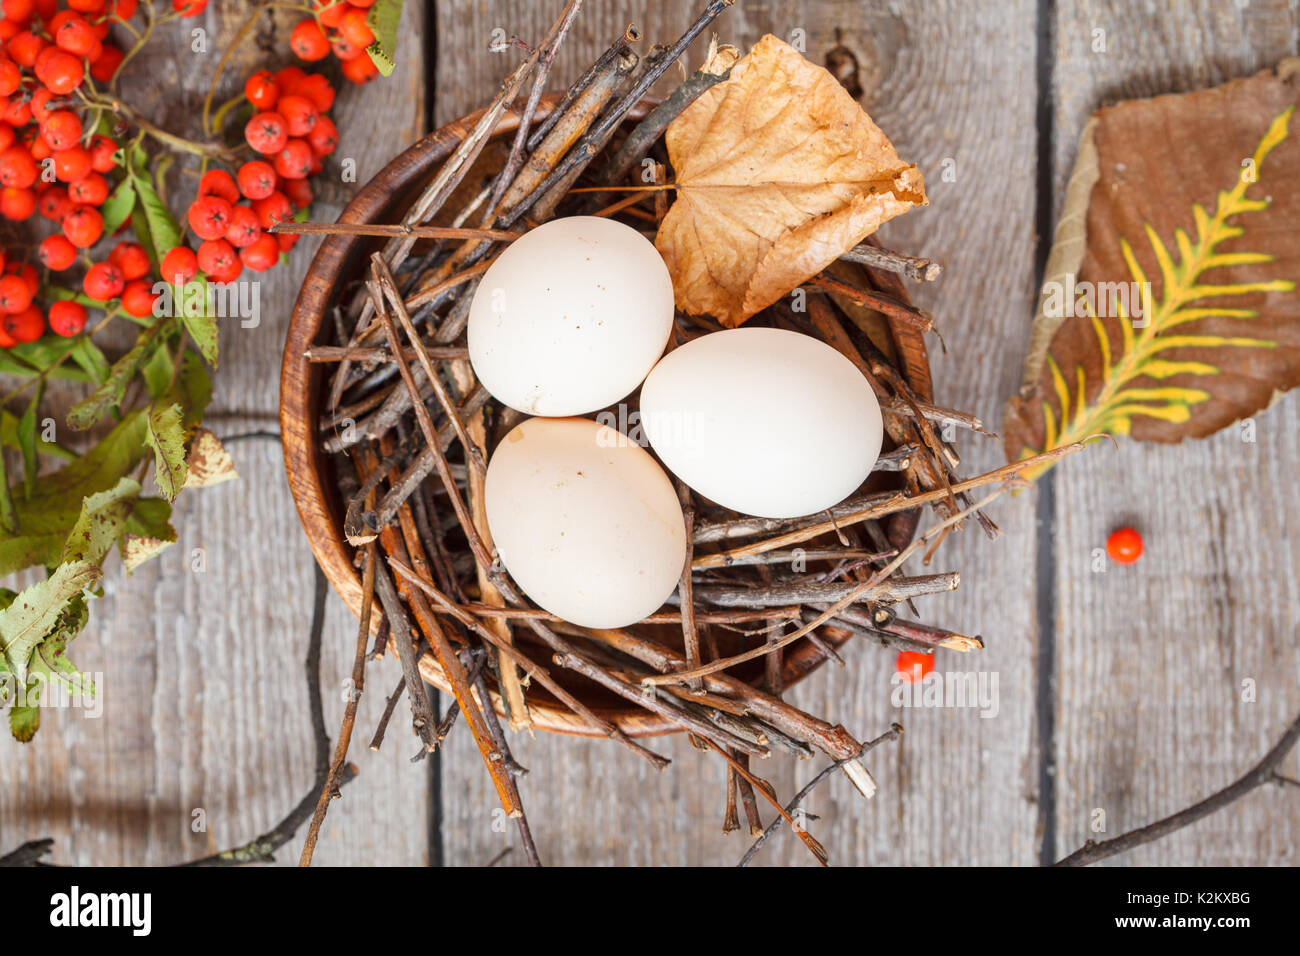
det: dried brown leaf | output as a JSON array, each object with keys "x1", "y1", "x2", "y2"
[{"x1": 655, "y1": 34, "x2": 927, "y2": 328}]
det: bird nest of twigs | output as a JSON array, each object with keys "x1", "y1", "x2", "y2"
[{"x1": 279, "y1": 1, "x2": 1082, "y2": 866}]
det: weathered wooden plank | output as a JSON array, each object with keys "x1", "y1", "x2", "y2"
[
  {"x1": 0, "y1": 2, "x2": 430, "y2": 866},
  {"x1": 1049, "y1": 0, "x2": 1300, "y2": 865},
  {"x1": 435, "y1": 0, "x2": 1044, "y2": 865}
]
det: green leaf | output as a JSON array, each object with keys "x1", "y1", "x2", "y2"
[
  {"x1": 127, "y1": 144, "x2": 182, "y2": 267},
  {"x1": 177, "y1": 349, "x2": 212, "y2": 427},
  {"x1": 0, "y1": 560, "x2": 99, "y2": 682},
  {"x1": 0, "y1": 336, "x2": 93, "y2": 384},
  {"x1": 365, "y1": 0, "x2": 403, "y2": 77},
  {"x1": 66, "y1": 320, "x2": 168, "y2": 430},
  {"x1": 178, "y1": 278, "x2": 219, "y2": 367},
  {"x1": 18, "y1": 382, "x2": 42, "y2": 498},
  {"x1": 0, "y1": 447, "x2": 15, "y2": 536},
  {"x1": 142, "y1": 341, "x2": 174, "y2": 399},
  {"x1": 0, "y1": 411, "x2": 75, "y2": 463},
  {"x1": 70, "y1": 336, "x2": 111, "y2": 385},
  {"x1": 145, "y1": 402, "x2": 188, "y2": 501},
  {"x1": 100, "y1": 175, "x2": 136, "y2": 237},
  {"x1": 9, "y1": 690, "x2": 39, "y2": 741},
  {"x1": 0, "y1": 409, "x2": 149, "y2": 577},
  {"x1": 8, "y1": 591, "x2": 93, "y2": 741},
  {"x1": 60, "y1": 476, "x2": 140, "y2": 566}
]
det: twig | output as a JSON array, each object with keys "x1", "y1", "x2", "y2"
[
  {"x1": 1054, "y1": 709, "x2": 1300, "y2": 866},
  {"x1": 692, "y1": 440, "x2": 1091, "y2": 570},
  {"x1": 299, "y1": 542, "x2": 375, "y2": 866},
  {"x1": 739, "y1": 724, "x2": 903, "y2": 866},
  {"x1": 270, "y1": 222, "x2": 521, "y2": 242},
  {"x1": 840, "y1": 243, "x2": 942, "y2": 282}
]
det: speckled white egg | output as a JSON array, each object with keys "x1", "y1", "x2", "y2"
[
  {"x1": 484, "y1": 416, "x2": 686, "y2": 628},
  {"x1": 639, "y1": 327, "x2": 884, "y2": 519},
  {"x1": 468, "y1": 216, "x2": 674, "y2": 416}
]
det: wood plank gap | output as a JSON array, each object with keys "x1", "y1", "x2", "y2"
[{"x1": 1032, "y1": 0, "x2": 1059, "y2": 868}]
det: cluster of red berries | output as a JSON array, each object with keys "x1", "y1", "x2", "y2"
[
  {"x1": 170, "y1": 65, "x2": 338, "y2": 284},
  {"x1": 290, "y1": 0, "x2": 379, "y2": 85},
  {"x1": 0, "y1": 0, "x2": 144, "y2": 344}
]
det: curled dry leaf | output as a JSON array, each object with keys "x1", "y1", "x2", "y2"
[
  {"x1": 1004, "y1": 63, "x2": 1300, "y2": 476},
  {"x1": 183, "y1": 428, "x2": 238, "y2": 489},
  {"x1": 655, "y1": 34, "x2": 927, "y2": 328}
]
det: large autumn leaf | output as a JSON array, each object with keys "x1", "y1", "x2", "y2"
[
  {"x1": 655, "y1": 34, "x2": 927, "y2": 328},
  {"x1": 1005, "y1": 63, "x2": 1300, "y2": 476}
]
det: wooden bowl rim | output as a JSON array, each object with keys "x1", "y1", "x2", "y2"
[{"x1": 280, "y1": 93, "x2": 932, "y2": 737}]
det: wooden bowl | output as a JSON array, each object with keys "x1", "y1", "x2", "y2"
[{"x1": 280, "y1": 94, "x2": 935, "y2": 737}]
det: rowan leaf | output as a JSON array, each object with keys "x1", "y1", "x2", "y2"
[
  {"x1": 655, "y1": 34, "x2": 926, "y2": 328},
  {"x1": 0, "y1": 409, "x2": 150, "y2": 577},
  {"x1": 365, "y1": 0, "x2": 403, "y2": 77},
  {"x1": 0, "y1": 560, "x2": 99, "y2": 683},
  {"x1": 146, "y1": 402, "x2": 188, "y2": 502},
  {"x1": 1005, "y1": 68, "x2": 1300, "y2": 476}
]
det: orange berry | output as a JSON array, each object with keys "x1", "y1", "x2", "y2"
[{"x1": 1105, "y1": 526, "x2": 1143, "y2": 565}]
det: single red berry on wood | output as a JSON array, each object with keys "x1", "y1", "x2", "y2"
[
  {"x1": 1106, "y1": 526, "x2": 1143, "y2": 565},
  {"x1": 172, "y1": 0, "x2": 208, "y2": 17},
  {"x1": 48, "y1": 298, "x2": 87, "y2": 337},
  {"x1": 895, "y1": 650, "x2": 934, "y2": 684}
]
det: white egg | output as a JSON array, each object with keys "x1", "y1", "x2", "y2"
[
  {"x1": 639, "y1": 327, "x2": 884, "y2": 519},
  {"x1": 484, "y1": 416, "x2": 686, "y2": 629},
  {"x1": 468, "y1": 216, "x2": 674, "y2": 416}
]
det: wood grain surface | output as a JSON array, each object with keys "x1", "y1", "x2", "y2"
[
  {"x1": 1048, "y1": 0, "x2": 1300, "y2": 866},
  {"x1": 2, "y1": 0, "x2": 1296, "y2": 868},
  {"x1": 0, "y1": 2, "x2": 431, "y2": 866}
]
